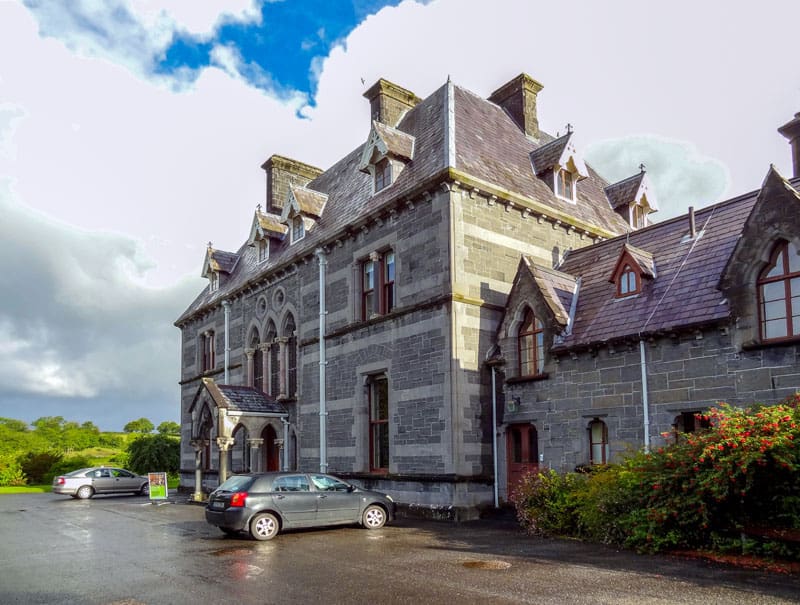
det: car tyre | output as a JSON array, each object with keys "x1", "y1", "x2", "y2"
[
  {"x1": 76, "y1": 485, "x2": 94, "y2": 499},
  {"x1": 362, "y1": 505, "x2": 386, "y2": 529},
  {"x1": 250, "y1": 512, "x2": 279, "y2": 541},
  {"x1": 140, "y1": 483, "x2": 149, "y2": 496}
]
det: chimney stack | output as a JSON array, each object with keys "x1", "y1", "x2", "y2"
[
  {"x1": 778, "y1": 112, "x2": 800, "y2": 178},
  {"x1": 688, "y1": 206, "x2": 696, "y2": 239},
  {"x1": 488, "y1": 73, "x2": 544, "y2": 140},
  {"x1": 261, "y1": 155, "x2": 323, "y2": 214},
  {"x1": 363, "y1": 79, "x2": 421, "y2": 128}
]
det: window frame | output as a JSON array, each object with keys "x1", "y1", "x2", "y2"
[
  {"x1": 374, "y1": 158, "x2": 392, "y2": 193},
  {"x1": 360, "y1": 250, "x2": 396, "y2": 320},
  {"x1": 209, "y1": 272, "x2": 219, "y2": 292},
  {"x1": 631, "y1": 203, "x2": 646, "y2": 229},
  {"x1": 517, "y1": 308, "x2": 545, "y2": 378},
  {"x1": 368, "y1": 375, "x2": 390, "y2": 473},
  {"x1": 291, "y1": 214, "x2": 305, "y2": 244},
  {"x1": 617, "y1": 264, "x2": 640, "y2": 297},
  {"x1": 257, "y1": 238, "x2": 269, "y2": 263},
  {"x1": 201, "y1": 331, "x2": 216, "y2": 373},
  {"x1": 758, "y1": 240, "x2": 800, "y2": 343},
  {"x1": 555, "y1": 168, "x2": 575, "y2": 201},
  {"x1": 588, "y1": 418, "x2": 608, "y2": 465}
]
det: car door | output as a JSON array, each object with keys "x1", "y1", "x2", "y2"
[
  {"x1": 111, "y1": 469, "x2": 139, "y2": 492},
  {"x1": 270, "y1": 475, "x2": 318, "y2": 527},
  {"x1": 310, "y1": 474, "x2": 361, "y2": 524},
  {"x1": 91, "y1": 468, "x2": 114, "y2": 493}
]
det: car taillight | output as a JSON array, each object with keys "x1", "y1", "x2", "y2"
[
  {"x1": 56, "y1": 477, "x2": 65, "y2": 485},
  {"x1": 229, "y1": 492, "x2": 248, "y2": 507}
]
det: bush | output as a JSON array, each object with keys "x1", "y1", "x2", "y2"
[
  {"x1": 19, "y1": 451, "x2": 63, "y2": 484},
  {"x1": 126, "y1": 435, "x2": 179, "y2": 475},
  {"x1": 0, "y1": 453, "x2": 26, "y2": 486},
  {"x1": 44, "y1": 455, "x2": 92, "y2": 485},
  {"x1": 511, "y1": 469, "x2": 585, "y2": 536}
]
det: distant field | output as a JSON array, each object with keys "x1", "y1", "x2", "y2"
[{"x1": 0, "y1": 485, "x2": 51, "y2": 494}]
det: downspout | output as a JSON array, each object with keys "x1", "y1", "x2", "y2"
[
  {"x1": 639, "y1": 339, "x2": 650, "y2": 453},
  {"x1": 315, "y1": 248, "x2": 328, "y2": 473},
  {"x1": 491, "y1": 366, "x2": 499, "y2": 508},
  {"x1": 281, "y1": 417, "x2": 290, "y2": 471},
  {"x1": 221, "y1": 299, "x2": 231, "y2": 384}
]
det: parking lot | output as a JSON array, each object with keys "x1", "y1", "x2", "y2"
[{"x1": 0, "y1": 492, "x2": 798, "y2": 604}]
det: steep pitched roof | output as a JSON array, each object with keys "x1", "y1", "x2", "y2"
[
  {"x1": 521, "y1": 257, "x2": 578, "y2": 328},
  {"x1": 529, "y1": 132, "x2": 588, "y2": 178},
  {"x1": 552, "y1": 188, "x2": 767, "y2": 349},
  {"x1": 202, "y1": 246, "x2": 239, "y2": 277},
  {"x1": 247, "y1": 208, "x2": 287, "y2": 246},
  {"x1": 609, "y1": 243, "x2": 656, "y2": 282},
  {"x1": 604, "y1": 171, "x2": 659, "y2": 212},
  {"x1": 285, "y1": 186, "x2": 328, "y2": 219},
  {"x1": 192, "y1": 378, "x2": 288, "y2": 415},
  {"x1": 359, "y1": 120, "x2": 416, "y2": 168}
]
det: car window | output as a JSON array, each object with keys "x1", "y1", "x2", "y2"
[
  {"x1": 92, "y1": 469, "x2": 111, "y2": 478},
  {"x1": 310, "y1": 475, "x2": 351, "y2": 492},
  {"x1": 273, "y1": 475, "x2": 310, "y2": 492},
  {"x1": 216, "y1": 475, "x2": 254, "y2": 492},
  {"x1": 66, "y1": 468, "x2": 92, "y2": 477},
  {"x1": 113, "y1": 469, "x2": 134, "y2": 478}
]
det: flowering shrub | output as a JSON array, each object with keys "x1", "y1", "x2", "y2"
[{"x1": 512, "y1": 394, "x2": 800, "y2": 558}]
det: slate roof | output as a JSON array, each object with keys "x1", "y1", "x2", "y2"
[
  {"x1": 206, "y1": 248, "x2": 239, "y2": 274},
  {"x1": 177, "y1": 77, "x2": 632, "y2": 325},
  {"x1": 256, "y1": 210, "x2": 288, "y2": 237},
  {"x1": 215, "y1": 384, "x2": 288, "y2": 414},
  {"x1": 290, "y1": 186, "x2": 328, "y2": 218},
  {"x1": 373, "y1": 120, "x2": 415, "y2": 160},
  {"x1": 551, "y1": 190, "x2": 762, "y2": 350},
  {"x1": 619, "y1": 243, "x2": 656, "y2": 279},
  {"x1": 521, "y1": 258, "x2": 577, "y2": 328},
  {"x1": 605, "y1": 173, "x2": 646, "y2": 210}
]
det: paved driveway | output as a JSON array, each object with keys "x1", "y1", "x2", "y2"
[{"x1": 0, "y1": 493, "x2": 798, "y2": 604}]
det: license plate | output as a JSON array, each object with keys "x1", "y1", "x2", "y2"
[{"x1": 210, "y1": 500, "x2": 225, "y2": 510}]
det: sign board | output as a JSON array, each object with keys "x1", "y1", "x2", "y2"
[{"x1": 147, "y1": 472, "x2": 168, "y2": 500}]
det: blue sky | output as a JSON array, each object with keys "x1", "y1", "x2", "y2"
[{"x1": 1, "y1": 0, "x2": 799, "y2": 430}]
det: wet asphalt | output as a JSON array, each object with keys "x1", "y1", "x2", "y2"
[{"x1": 0, "y1": 492, "x2": 798, "y2": 604}]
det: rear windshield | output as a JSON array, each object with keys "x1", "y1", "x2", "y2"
[
  {"x1": 216, "y1": 475, "x2": 255, "y2": 492},
  {"x1": 65, "y1": 468, "x2": 92, "y2": 477}
]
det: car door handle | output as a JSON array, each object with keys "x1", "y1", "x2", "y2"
[
  {"x1": 275, "y1": 495, "x2": 285, "y2": 500},
  {"x1": 318, "y1": 495, "x2": 327, "y2": 499}
]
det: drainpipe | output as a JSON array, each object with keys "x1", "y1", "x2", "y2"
[
  {"x1": 491, "y1": 366, "x2": 499, "y2": 508},
  {"x1": 221, "y1": 299, "x2": 231, "y2": 384},
  {"x1": 281, "y1": 417, "x2": 290, "y2": 471},
  {"x1": 315, "y1": 248, "x2": 328, "y2": 473},
  {"x1": 639, "y1": 339, "x2": 651, "y2": 453}
]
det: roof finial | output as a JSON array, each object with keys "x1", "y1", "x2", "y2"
[
  {"x1": 207, "y1": 241, "x2": 213, "y2": 250},
  {"x1": 639, "y1": 163, "x2": 646, "y2": 173},
  {"x1": 565, "y1": 123, "x2": 573, "y2": 134},
  {"x1": 256, "y1": 203, "x2": 262, "y2": 213}
]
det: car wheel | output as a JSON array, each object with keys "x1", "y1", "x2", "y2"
[
  {"x1": 362, "y1": 505, "x2": 387, "y2": 529},
  {"x1": 76, "y1": 485, "x2": 94, "y2": 499},
  {"x1": 250, "y1": 513, "x2": 279, "y2": 541},
  {"x1": 140, "y1": 483, "x2": 149, "y2": 496}
]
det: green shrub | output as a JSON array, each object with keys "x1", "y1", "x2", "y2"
[
  {"x1": 126, "y1": 435, "x2": 179, "y2": 475},
  {"x1": 19, "y1": 451, "x2": 63, "y2": 484},
  {"x1": 44, "y1": 455, "x2": 92, "y2": 485},
  {"x1": 511, "y1": 468, "x2": 585, "y2": 536},
  {"x1": 0, "y1": 454, "x2": 26, "y2": 486}
]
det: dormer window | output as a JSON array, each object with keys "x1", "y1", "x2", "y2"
[
  {"x1": 632, "y1": 204, "x2": 646, "y2": 229},
  {"x1": 257, "y1": 239, "x2": 269, "y2": 263},
  {"x1": 291, "y1": 215, "x2": 305, "y2": 243},
  {"x1": 617, "y1": 264, "x2": 639, "y2": 297},
  {"x1": 209, "y1": 272, "x2": 219, "y2": 292},
  {"x1": 758, "y1": 240, "x2": 800, "y2": 341},
  {"x1": 555, "y1": 168, "x2": 575, "y2": 201},
  {"x1": 374, "y1": 158, "x2": 392, "y2": 192}
]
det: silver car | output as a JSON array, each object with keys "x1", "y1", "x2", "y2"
[{"x1": 52, "y1": 467, "x2": 149, "y2": 499}]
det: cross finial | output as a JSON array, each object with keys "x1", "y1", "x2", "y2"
[
  {"x1": 639, "y1": 163, "x2": 646, "y2": 173},
  {"x1": 565, "y1": 123, "x2": 573, "y2": 134},
  {"x1": 207, "y1": 241, "x2": 213, "y2": 249},
  {"x1": 256, "y1": 203, "x2": 262, "y2": 212}
]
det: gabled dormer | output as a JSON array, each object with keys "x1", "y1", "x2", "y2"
[
  {"x1": 529, "y1": 132, "x2": 589, "y2": 202},
  {"x1": 608, "y1": 243, "x2": 656, "y2": 298},
  {"x1": 246, "y1": 205, "x2": 288, "y2": 263},
  {"x1": 202, "y1": 243, "x2": 239, "y2": 292},
  {"x1": 605, "y1": 169, "x2": 659, "y2": 229},
  {"x1": 358, "y1": 120, "x2": 415, "y2": 194},
  {"x1": 280, "y1": 185, "x2": 328, "y2": 245}
]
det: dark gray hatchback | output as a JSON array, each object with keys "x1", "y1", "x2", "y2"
[{"x1": 205, "y1": 472, "x2": 396, "y2": 540}]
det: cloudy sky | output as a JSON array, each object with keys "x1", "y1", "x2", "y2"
[{"x1": 1, "y1": 0, "x2": 798, "y2": 431}]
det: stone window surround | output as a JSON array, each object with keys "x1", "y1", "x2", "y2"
[
  {"x1": 197, "y1": 326, "x2": 216, "y2": 373},
  {"x1": 554, "y1": 167, "x2": 576, "y2": 203},
  {"x1": 517, "y1": 307, "x2": 545, "y2": 378},
  {"x1": 357, "y1": 361, "x2": 393, "y2": 474},
  {"x1": 352, "y1": 232, "x2": 399, "y2": 323},
  {"x1": 504, "y1": 301, "x2": 552, "y2": 381},
  {"x1": 587, "y1": 417, "x2": 609, "y2": 465},
  {"x1": 757, "y1": 239, "x2": 800, "y2": 343}
]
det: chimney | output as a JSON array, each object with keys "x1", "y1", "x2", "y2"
[
  {"x1": 363, "y1": 79, "x2": 421, "y2": 128},
  {"x1": 688, "y1": 206, "x2": 696, "y2": 239},
  {"x1": 488, "y1": 73, "x2": 544, "y2": 140},
  {"x1": 778, "y1": 112, "x2": 800, "y2": 178},
  {"x1": 261, "y1": 155, "x2": 323, "y2": 214}
]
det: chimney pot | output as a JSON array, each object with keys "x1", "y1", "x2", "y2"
[
  {"x1": 363, "y1": 79, "x2": 421, "y2": 128},
  {"x1": 688, "y1": 206, "x2": 696, "y2": 238},
  {"x1": 778, "y1": 111, "x2": 800, "y2": 178}
]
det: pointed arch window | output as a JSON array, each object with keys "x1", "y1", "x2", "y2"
[
  {"x1": 284, "y1": 314, "x2": 297, "y2": 398},
  {"x1": 617, "y1": 264, "x2": 639, "y2": 297},
  {"x1": 518, "y1": 308, "x2": 544, "y2": 377},
  {"x1": 266, "y1": 321, "x2": 279, "y2": 398},
  {"x1": 758, "y1": 240, "x2": 800, "y2": 341},
  {"x1": 249, "y1": 328, "x2": 264, "y2": 391}
]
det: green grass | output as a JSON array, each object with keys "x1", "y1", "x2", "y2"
[{"x1": 0, "y1": 485, "x2": 52, "y2": 494}]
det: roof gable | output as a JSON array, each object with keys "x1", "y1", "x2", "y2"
[
  {"x1": 201, "y1": 245, "x2": 239, "y2": 278},
  {"x1": 246, "y1": 207, "x2": 288, "y2": 246},
  {"x1": 608, "y1": 243, "x2": 656, "y2": 283},
  {"x1": 529, "y1": 132, "x2": 589, "y2": 179},
  {"x1": 604, "y1": 171, "x2": 659, "y2": 212},
  {"x1": 280, "y1": 185, "x2": 329, "y2": 222},
  {"x1": 358, "y1": 120, "x2": 415, "y2": 172}
]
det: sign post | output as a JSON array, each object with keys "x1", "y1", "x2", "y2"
[{"x1": 147, "y1": 472, "x2": 169, "y2": 501}]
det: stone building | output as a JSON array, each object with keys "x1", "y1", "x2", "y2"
[{"x1": 175, "y1": 72, "x2": 800, "y2": 516}]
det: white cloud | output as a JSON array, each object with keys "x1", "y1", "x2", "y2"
[{"x1": 128, "y1": 0, "x2": 261, "y2": 38}]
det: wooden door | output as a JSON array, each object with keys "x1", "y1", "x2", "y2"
[
  {"x1": 263, "y1": 425, "x2": 280, "y2": 472},
  {"x1": 506, "y1": 424, "x2": 539, "y2": 495}
]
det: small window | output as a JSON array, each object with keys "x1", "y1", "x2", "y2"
[
  {"x1": 360, "y1": 250, "x2": 396, "y2": 320},
  {"x1": 369, "y1": 376, "x2": 389, "y2": 472},
  {"x1": 518, "y1": 308, "x2": 544, "y2": 377},
  {"x1": 673, "y1": 412, "x2": 711, "y2": 441},
  {"x1": 209, "y1": 272, "x2": 219, "y2": 292},
  {"x1": 257, "y1": 239, "x2": 269, "y2": 263},
  {"x1": 758, "y1": 240, "x2": 800, "y2": 342},
  {"x1": 617, "y1": 265, "x2": 639, "y2": 297},
  {"x1": 632, "y1": 204, "x2": 646, "y2": 229},
  {"x1": 555, "y1": 168, "x2": 575, "y2": 200},
  {"x1": 291, "y1": 215, "x2": 305, "y2": 243},
  {"x1": 374, "y1": 158, "x2": 392, "y2": 192},
  {"x1": 384, "y1": 251, "x2": 395, "y2": 314},
  {"x1": 588, "y1": 418, "x2": 608, "y2": 465},
  {"x1": 362, "y1": 259, "x2": 376, "y2": 319},
  {"x1": 201, "y1": 331, "x2": 216, "y2": 372}
]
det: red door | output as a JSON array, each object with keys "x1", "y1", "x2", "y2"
[{"x1": 506, "y1": 424, "x2": 539, "y2": 496}]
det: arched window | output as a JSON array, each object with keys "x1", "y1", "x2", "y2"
[
  {"x1": 588, "y1": 418, "x2": 608, "y2": 465},
  {"x1": 283, "y1": 314, "x2": 297, "y2": 398},
  {"x1": 617, "y1": 264, "x2": 639, "y2": 297},
  {"x1": 265, "y1": 321, "x2": 278, "y2": 398},
  {"x1": 249, "y1": 328, "x2": 263, "y2": 391},
  {"x1": 758, "y1": 240, "x2": 800, "y2": 341},
  {"x1": 518, "y1": 308, "x2": 544, "y2": 377}
]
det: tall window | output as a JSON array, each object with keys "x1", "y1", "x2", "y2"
[
  {"x1": 201, "y1": 331, "x2": 215, "y2": 372},
  {"x1": 758, "y1": 240, "x2": 800, "y2": 341},
  {"x1": 617, "y1": 264, "x2": 639, "y2": 297},
  {"x1": 589, "y1": 419, "x2": 608, "y2": 465},
  {"x1": 632, "y1": 204, "x2": 646, "y2": 229},
  {"x1": 361, "y1": 250, "x2": 395, "y2": 320},
  {"x1": 266, "y1": 321, "x2": 279, "y2": 398},
  {"x1": 257, "y1": 239, "x2": 269, "y2": 263},
  {"x1": 369, "y1": 376, "x2": 389, "y2": 472},
  {"x1": 291, "y1": 215, "x2": 304, "y2": 243},
  {"x1": 518, "y1": 308, "x2": 544, "y2": 377},
  {"x1": 249, "y1": 329, "x2": 263, "y2": 391},
  {"x1": 284, "y1": 314, "x2": 297, "y2": 398},
  {"x1": 555, "y1": 168, "x2": 574, "y2": 200},
  {"x1": 374, "y1": 158, "x2": 391, "y2": 192},
  {"x1": 209, "y1": 272, "x2": 219, "y2": 292}
]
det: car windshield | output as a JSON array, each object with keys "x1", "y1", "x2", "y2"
[{"x1": 215, "y1": 475, "x2": 254, "y2": 492}]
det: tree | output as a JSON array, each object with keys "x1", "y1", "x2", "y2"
[
  {"x1": 157, "y1": 421, "x2": 181, "y2": 436},
  {"x1": 124, "y1": 418, "x2": 155, "y2": 434},
  {"x1": 126, "y1": 435, "x2": 180, "y2": 474}
]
